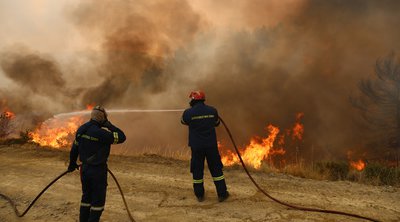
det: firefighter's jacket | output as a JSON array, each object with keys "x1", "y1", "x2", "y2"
[
  {"x1": 181, "y1": 102, "x2": 220, "y2": 148},
  {"x1": 69, "y1": 120, "x2": 126, "y2": 165}
]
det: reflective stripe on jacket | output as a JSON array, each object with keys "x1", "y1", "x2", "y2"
[{"x1": 70, "y1": 120, "x2": 126, "y2": 165}]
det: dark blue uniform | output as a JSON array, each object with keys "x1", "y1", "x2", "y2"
[
  {"x1": 69, "y1": 120, "x2": 126, "y2": 222},
  {"x1": 181, "y1": 101, "x2": 228, "y2": 200}
]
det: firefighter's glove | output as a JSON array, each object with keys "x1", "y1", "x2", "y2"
[
  {"x1": 67, "y1": 162, "x2": 79, "y2": 172},
  {"x1": 102, "y1": 120, "x2": 113, "y2": 129}
]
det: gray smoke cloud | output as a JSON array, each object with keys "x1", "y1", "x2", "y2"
[
  {"x1": 1, "y1": 0, "x2": 400, "y2": 161},
  {"x1": 0, "y1": 46, "x2": 75, "y2": 127},
  {"x1": 67, "y1": 0, "x2": 206, "y2": 107},
  {"x1": 158, "y1": 0, "x2": 400, "y2": 161},
  {"x1": 1, "y1": 47, "x2": 65, "y2": 96}
]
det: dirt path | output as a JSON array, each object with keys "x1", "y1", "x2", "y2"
[{"x1": 0, "y1": 144, "x2": 399, "y2": 222}]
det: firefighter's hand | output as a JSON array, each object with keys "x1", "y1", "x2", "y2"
[
  {"x1": 102, "y1": 120, "x2": 113, "y2": 129},
  {"x1": 67, "y1": 162, "x2": 79, "y2": 172}
]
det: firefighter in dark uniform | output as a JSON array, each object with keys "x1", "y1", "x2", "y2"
[
  {"x1": 68, "y1": 106, "x2": 126, "y2": 222},
  {"x1": 181, "y1": 91, "x2": 229, "y2": 202}
]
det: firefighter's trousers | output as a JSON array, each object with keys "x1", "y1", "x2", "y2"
[
  {"x1": 190, "y1": 146, "x2": 228, "y2": 198},
  {"x1": 79, "y1": 164, "x2": 107, "y2": 222}
]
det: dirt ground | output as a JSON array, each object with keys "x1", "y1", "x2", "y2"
[{"x1": 0, "y1": 144, "x2": 399, "y2": 222}]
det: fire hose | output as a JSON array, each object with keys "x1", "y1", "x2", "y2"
[
  {"x1": 219, "y1": 117, "x2": 380, "y2": 222},
  {"x1": 0, "y1": 170, "x2": 69, "y2": 217},
  {"x1": 0, "y1": 116, "x2": 381, "y2": 221},
  {"x1": 0, "y1": 168, "x2": 135, "y2": 222}
]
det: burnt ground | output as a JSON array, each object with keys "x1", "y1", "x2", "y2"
[{"x1": 0, "y1": 144, "x2": 399, "y2": 222}]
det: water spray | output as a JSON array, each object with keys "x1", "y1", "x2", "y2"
[{"x1": 54, "y1": 109, "x2": 185, "y2": 118}]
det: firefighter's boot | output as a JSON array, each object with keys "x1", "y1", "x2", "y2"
[{"x1": 79, "y1": 205, "x2": 90, "y2": 222}]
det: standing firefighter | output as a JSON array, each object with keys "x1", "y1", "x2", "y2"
[
  {"x1": 181, "y1": 90, "x2": 229, "y2": 202},
  {"x1": 68, "y1": 106, "x2": 126, "y2": 222}
]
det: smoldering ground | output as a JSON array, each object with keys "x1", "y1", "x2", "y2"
[{"x1": 1, "y1": 0, "x2": 400, "y2": 161}]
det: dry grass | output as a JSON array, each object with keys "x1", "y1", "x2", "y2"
[
  {"x1": 131, "y1": 146, "x2": 191, "y2": 160},
  {"x1": 6, "y1": 136, "x2": 400, "y2": 186},
  {"x1": 261, "y1": 161, "x2": 400, "y2": 186}
]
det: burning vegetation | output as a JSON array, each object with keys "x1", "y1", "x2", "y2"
[
  {"x1": 29, "y1": 116, "x2": 84, "y2": 148},
  {"x1": 0, "y1": 104, "x2": 399, "y2": 186},
  {"x1": 0, "y1": 0, "x2": 400, "y2": 186},
  {"x1": 350, "y1": 159, "x2": 366, "y2": 171},
  {"x1": 221, "y1": 124, "x2": 283, "y2": 169},
  {"x1": 220, "y1": 113, "x2": 303, "y2": 169},
  {"x1": 28, "y1": 105, "x2": 94, "y2": 148},
  {"x1": 0, "y1": 110, "x2": 15, "y2": 139}
]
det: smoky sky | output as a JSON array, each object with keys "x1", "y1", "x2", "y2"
[
  {"x1": 67, "y1": 0, "x2": 206, "y2": 107},
  {"x1": 1, "y1": 49, "x2": 65, "y2": 95},
  {"x1": 1, "y1": 0, "x2": 400, "y2": 160}
]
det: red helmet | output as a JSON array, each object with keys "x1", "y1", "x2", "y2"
[{"x1": 189, "y1": 90, "x2": 205, "y2": 100}]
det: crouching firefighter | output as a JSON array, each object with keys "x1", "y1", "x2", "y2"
[
  {"x1": 68, "y1": 106, "x2": 126, "y2": 222},
  {"x1": 181, "y1": 90, "x2": 229, "y2": 202}
]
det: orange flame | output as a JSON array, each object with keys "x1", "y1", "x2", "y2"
[
  {"x1": 3, "y1": 111, "x2": 15, "y2": 119},
  {"x1": 221, "y1": 124, "x2": 282, "y2": 169},
  {"x1": 220, "y1": 148, "x2": 240, "y2": 167},
  {"x1": 30, "y1": 116, "x2": 84, "y2": 148},
  {"x1": 350, "y1": 159, "x2": 366, "y2": 171},
  {"x1": 220, "y1": 113, "x2": 305, "y2": 169},
  {"x1": 86, "y1": 103, "x2": 96, "y2": 110},
  {"x1": 292, "y1": 112, "x2": 304, "y2": 140}
]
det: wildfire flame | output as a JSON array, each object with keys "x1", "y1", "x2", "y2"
[
  {"x1": 221, "y1": 124, "x2": 282, "y2": 169},
  {"x1": 3, "y1": 111, "x2": 16, "y2": 119},
  {"x1": 220, "y1": 142, "x2": 240, "y2": 167},
  {"x1": 1, "y1": 108, "x2": 16, "y2": 119},
  {"x1": 30, "y1": 116, "x2": 84, "y2": 148},
  {"x1": 292, "y1": 112, "x2": 304, "y2": 140},
  {"x1": 30, "y1": 105, "x2": 97, "y2": 148},
  {"x1": 350, "y1": 159, "x2": 366, "y2": 171},
  {"x1": 347, "y1": 150, "x2": 366, "y2": 171},
  {"x1": 220, "y1": 113, "x2": 304, "y2": 169},
  {"x1": 86, "y1": 103, "x2": 96, "y2": 110}
]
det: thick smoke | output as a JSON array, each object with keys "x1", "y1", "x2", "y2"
[
  {"x1": 163, "y1": 0, "x2": 400, "y2": 160},
  {"x1": 1, "y1": 0, "x2": 400, "y2": 161},
  {"x1": 0, "y1": 46, "x2": 78, "y2": 128},
  {"x1": 67, "y1": 0, "x2": 206, "y2": 107},
  {"x1": 1, "y1": 48, "x2": 65, "y2": 96},
  {"x1": 191, "y1": 0, "x2": 400, "y2": 160}
]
